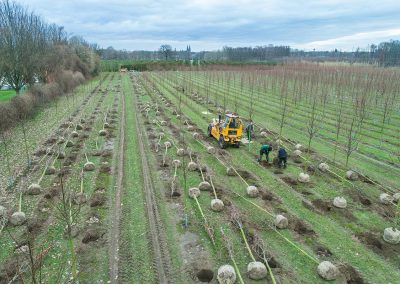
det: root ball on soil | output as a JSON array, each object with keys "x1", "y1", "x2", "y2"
[
  {"x1": 164, "y1": 141, "x2": 172, "y2": 148},
  {"x1": 383, "y1": 227, "x2": 400, "y2": 244},
  {"x1": 103, "y1": 122, "x2": 110, "y2": 128},
  {"x1": 275, "y1": 214, "x2": 288, "y2": 229},
  {"x1": 217, "y1": 265, "x2": 236, "y2": 284},
  {"x1": 160, "y1": 120, "x2": 167, "y2": 126},
  {"x1": 226, "y1": 167, "x2": 236, "y2": 176},
  {"x1": 317, "y1": 261, "x2": 338, "y2": 281},
  {"x1": 379, "y1": 193, "x2": 393, "y2": 205},
  {"x1": 189, "y1": 187, "x2": 200, "y2": 198},
  {"x1": 247, "y1": 261, "x2": 267, "y2": 280},
  {"x1": 188, "y1": 161, "x2": 198, "y2": 171},
  {"x1": 187, "y1": 125, "x2": 195, "y2": 131},
  {"x1": 346, "y1": 170, "x2": 358, "y2": 181},
  {"x1": 0, "y1": 206, "x2": 6, "y2": 218},
  {"x1": 211, "y1": 199, "x2": 224, "y2": 212},
  {"x1": 73, "y1": 193, "x2": 87, "y2": 205},
  {"x1": 45, "y1": 166, "x2": 56, "y2": 175},
  {"x1": 177, "y1": 148, "x2": 185, "y2": 156},
  {"x1": 193, "y1": 132, "x2": 200, "y2": 139},
  {"x1": 318, "y1": 162, "x2": 329, "y2": 172},
  {"x1": 298, "y1": 172, "x2": 310, "y2": 183},
  {"x1": 333, "y1": 197, "x2": 347, "y2": 208},
  {"x1": 199, "y1": 181, "x2": 211, "y2": 191},
  {"x1": 99, "y1": 129, "x2": 107, "y2": 136},
  {"x1": 295, "y1": 144, "x2": 303, "y2": 150},
  {"x1": 260, "y1": 131, "x2": 268, "y2": 137},
  {"x1": 393, "y1": 192, "x2": 400, "y2": 203},
  {"x1": 246, "y1": 185, "x2": 259, "y2": 197},
  {"x1": 293, "y1": 149, "x2": 302, "y2": 157},
  {"x1": 10, "y1": 212, "x2": 26, "y2": 226},
  {"x1": 76, "y1": 124, "x2": 83, "y2": 130},
  {"x1": 84, "y1": 162, "x2": 95, "y2": 172},
  {"x1": 275, "y1": 139, "x2": 282, "y2": 145},
  {"x1": 172, "y1": 160, "x2": 181, "y2": 168},
  {"x1": 57, "y1": 137, "x2": 65, "y2": 144},
  {"x1": 57, "y1": 151, "x2": 65, "y2": 159},
  {"x1": 71, "y1": 131, "x2": 79, "y2": 138},
  {"x1": 26, "y1": 183, "x2": 41, "y2": 195},
  {"x1": 207, "y1": 146, "x2": 216, "y2": 154}
]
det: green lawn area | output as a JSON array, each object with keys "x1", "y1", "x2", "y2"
[{"x1": 0, "y1": 89, "x2": 16, "y2": 102}]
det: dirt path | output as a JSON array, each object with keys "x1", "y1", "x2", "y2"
[
  {"x1": 132, "y1": 77, "x2": 172, "y2": 283},
  {"x1": 109, "y1": 87, "x2": 126, "y2": 282}
]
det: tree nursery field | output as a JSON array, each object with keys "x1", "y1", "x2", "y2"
[{"x1": 0, "y1": 64, "x2": 400, "y2": 283}]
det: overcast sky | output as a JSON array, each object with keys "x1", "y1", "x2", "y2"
[{"x1": 17, "y1": 0, "x2": 400, "y2": 51}]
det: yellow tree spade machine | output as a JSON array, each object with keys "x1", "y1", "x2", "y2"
[{"x1": 207, "y1": 113, "x2": 244, "y2": 149}]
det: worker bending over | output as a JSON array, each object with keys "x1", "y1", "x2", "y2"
[
  {"x1": 258, "y1": 144, "x2": 272, "y2": 162},
  {"x1": 278, "y1": 147, "x2": 287, "y2": 168}
]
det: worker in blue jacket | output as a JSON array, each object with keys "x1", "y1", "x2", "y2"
[{"x1": 278, "y1": 147, "x2": 287, "y2": 168}]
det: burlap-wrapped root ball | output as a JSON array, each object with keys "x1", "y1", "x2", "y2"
[
  {"x1": 84, "y1": 162, "x2": 95, "y2": 172},
  {"x1": 45, "y1": 166, "x2": 56, "y2": 175},
  {"x1": 275, "y1": 139, "x2": 282, "y2": 146},
  {"x1": 177, "y1": 148, "x2": 185, "y2": 156},
  {"x1": 26, "y1": 183, "x2": 41, "y2": 195},
  {"x1": 187, "y1": 125, "x2": 195, "y2": 131},
  {"x1": 383, "y1": 227, "x2": 400, "y2": 244},
  {"x1": 193, "y1": 132, "x2": 200, "y2": 139},
  {"x1": 217, "y1": 265, "x2": 236, "y2": 284},
  {"x1": 247, "y1": 261, "x2": 267, "y2": 280},
  {"x1": 207, "y1": 146, "x2": 216, "y2": 154},
  {"x1": 71, "y1": 131, "x2": 79, "y2": 138},
  {"x1": 317, "y1": 261, "x2": 338, "y2": 281},
  {"x1": 318, "y1": 162, "x2": 329, "y2": 172},
  {"x1": 274, "y1": 214, "x2": 288, "y2": 229},
  {"x1": 260, "y1": 131, "x2": 268, "y2": 137},
  {"x1": 333, "y1": 197, "x2": 347, "y2": 208},
  {"x1": 189, "y1": 187, "x2": 200, "y2": 199},
  {"x1": 99, "y1": 129, "x2": 107, "y2": 136},
  {"x1": 199, "y1": 181, "x2": 211, "y2": 191},
  {"x1": 0, "y1": 206, "x2": 6, "y2": 218},
  {"x1": 246, "y1": 185, "x2": 259, "y2": 197},
  {"x1": 295, "y1": 144, "x2": 302, "y2": 150},
  {"x1": 104, "y1": 122, "x2": 110, "y2": 128},
  {"x1": 379, "y1": 193, "x2": 393, "y2": 205},
  {"x1": 73, "y1": 193, "x2": 87, "y2": 205},
  {"x1": 211, "y1": 199, "x2": 224, "y2": 212},
  {"x1": 298, "y1": 173, "x2": 310, "y2": 183},
  {"x1": 187, "y1": 161, "x2": 198, "y2": 171},
  {"x1": 393, "y1": 192, "x2": 400, "y2": 203},
  {"x1": 346, "y1": 170, "x2": 358, "y2": 181},
  {"x1": 226, "y1": 167, "x2": 236, "y2": 176},
  {"x1": 172, "y1": 160, "x2": 181, "y2": 168},
  {"x1": 293, "y1": 150, "x2": 302, "y2": 157},
  {"x1": 57, "y1": 137, "x2": 65, "y2": 145},
  {"x1": 164, "y1": 141, "x2": 172, "y2": 149},
  {"x1": 10, "y1": 211, "x2": 26, "y2": 226}
]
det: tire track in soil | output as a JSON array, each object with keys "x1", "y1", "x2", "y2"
[
  {"x1": 132, "y1": 76, "x2": 172, "y2": 283},
  {"x1": 109, "y1": 82, "x2": 126, "y2": 283}
]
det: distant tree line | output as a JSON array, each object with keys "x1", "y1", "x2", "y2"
[
  {"x1": 100, "y1": 40, "x2": 400, "y2": 67},
  {"x1": 0, "y1": 0, "x2": 100, "y2": 130}
]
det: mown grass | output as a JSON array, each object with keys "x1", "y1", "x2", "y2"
[{"x1": 0, "y1": 90, "x2": 16, "y2": 102}]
